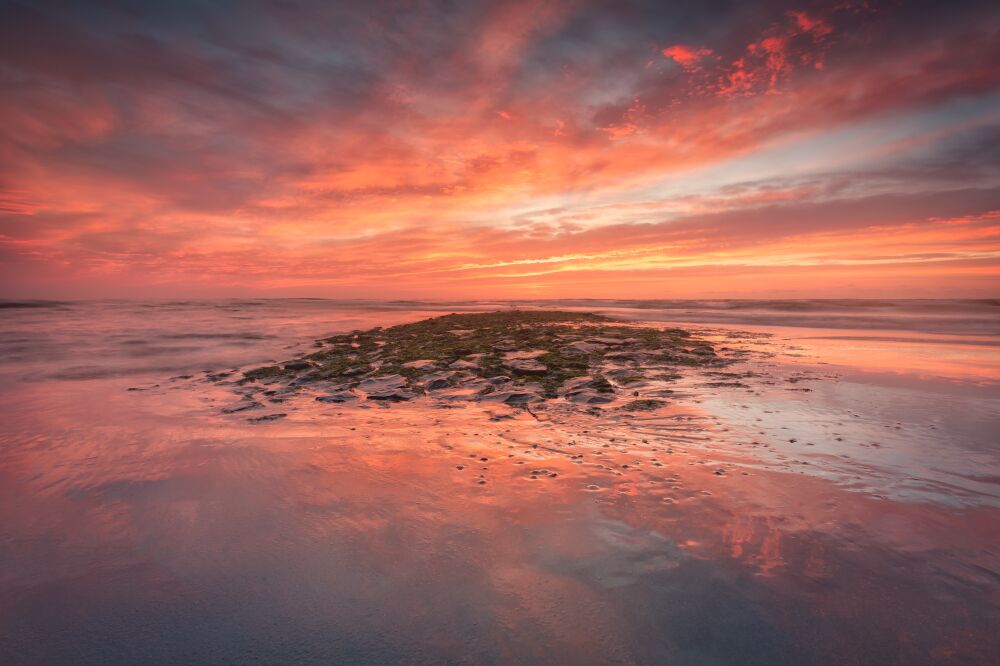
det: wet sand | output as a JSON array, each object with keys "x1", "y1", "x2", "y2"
[{"x1": 0, "y1": 301, "x2": 998, "y2": 664}]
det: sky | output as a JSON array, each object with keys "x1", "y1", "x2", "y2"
[{"x1": 1, "y1": 0, "x2": 999, "y2": 299}]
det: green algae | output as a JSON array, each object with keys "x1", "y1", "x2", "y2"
[{"x1": 238, "y1": 310, "x2": 717, "y2": 402}]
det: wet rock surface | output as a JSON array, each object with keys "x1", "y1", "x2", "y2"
[
  {"x1": 315, "y1": 391, "x2": 358, "y2": 403},
  {"x1": 229, "y1": 311, "x2": 726, "y2": 413},
  {"x1": 504, "y1": 358, "x2": 548, "y2": 375}
]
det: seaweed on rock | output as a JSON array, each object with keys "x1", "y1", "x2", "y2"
[{"x1": 235, "y1": 310, "x2": 719, "y2": 407}]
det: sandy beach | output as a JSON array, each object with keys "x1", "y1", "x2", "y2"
[{"x1": 0, "y1": 299, "x2": 997, "y2": 664}]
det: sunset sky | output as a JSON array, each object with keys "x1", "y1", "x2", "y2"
[{"x1": 1, "y1": 0, "x2": 998, "y2": 299}]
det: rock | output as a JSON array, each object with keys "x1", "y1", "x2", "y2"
[
  {"x1": 588, "y1": 337, "x2": 626, "y2": 345},
  {"x1": 424, "y1": 378, "x2": 451, "y2": 391},
  {"x1": 449, "y1": 359, "x2": 479, "y2": 370},
  {"x1": 358, "y1": 375, "x2": 412, "y2": 401},
  {"x1": 503, "y1": 359, "x2": 547, "y2": 375},
  {"x1": 421, "y1": 373, "x2": 452, "y2": 391},
  {"x1": 366, "y1": 389, "x2": 415, "y2": 402},
  {"x1": 402, "y1": 359, "x2": 437, "y2": 369},
  {"x1": 605, "y1": 368, "x2": 643, "y2": 383},
  {"x1": 221, "y1": 400, "x2": 261, "y2": 414},
  {"x1": 447, "y1": 329, "x2": 475, "y2": 336},
  {"x1": 248, "y1": 413, "x2": 286, "y2": 423},
  {"x1": 482, "y1": 390, "x2": 544, "y2": 405},
  {"x1": 558, "y1": 376, "x2": 599, "y2": 393},
  {"x1": 565, "y1": 390, "x2": 615, "y2": 405},
  {"x1": 502, "y1": 349, "x2": 547, "y2": 360},
  {"x1": 291, "y1": 372, "x2": 324, "y2": 384},
  {"x1": 342, "y1": 366, "x2": 370, "y2": 377},
  {"x1": 566, "y1": 341, "x2": 606, "y2": 353},
  {"x1": 618, "y1": 399, "x2": 665, "y2": 411},
  {"x1": 434, "y1": 377, "x2": 492, "y2": 400},
  {"x1": 315, "y1": 391, "x2": 358, "y2": 403},
  {"x1": 603, "y1": 350, "x2": 644, "y2": 362},
  {"x1": 282, "y1": 360, "x2": 313, "y2": 371},
  {"x1": 358, "y1": 374, "x2": 407, "y2": 392}
]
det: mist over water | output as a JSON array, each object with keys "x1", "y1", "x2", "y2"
[{"x1": 1, "y1": 299, "x2": 998, "y2": 664}]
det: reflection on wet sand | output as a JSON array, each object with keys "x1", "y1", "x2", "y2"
[
  {"x1": 1, "y1": 301, "x2": 998, "y2": 664},
  {"x1": 2, "y1": 368, "x2": 998, "y2": 664}
]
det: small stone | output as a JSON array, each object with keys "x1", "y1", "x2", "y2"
[
  {"x1": 483, "y1": 390, "x2": 544, "y2": 405},
  {"x1": 248, "y1": 413, "x2": 287, "y2": 423},
  {"x1": 402, "y1": 359, "x2": 437, "y2": 369},
  {"x1": 221, "y1": 400, "x2": 261, "y2": 414},
  {"x1": 565, "y1": 390, "x2": 615, "y2": 405},
  {"x1": 367, "y1": 389, "x2": 415, "y2": 401}
]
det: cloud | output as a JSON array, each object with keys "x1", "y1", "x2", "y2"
[
  {"x1": 0, "y1": 0, "x2": 998, "y2": 297},
  {"x1": 661, "y1": 45, "x2": 714, "y2": 71}
]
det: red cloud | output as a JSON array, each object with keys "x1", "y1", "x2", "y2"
[
  {"x1": 788, "y1": 10, "x2": 833, "y2": 37},
  {"x1": 664, "y1": 10, "x2": 835, "y2": 95},
  {"x1": 714, "y1": 8, "x2": 840, "y2": 96},
  {"x1": 661, "y1": 45, "x2": 713, "y2": 71}
]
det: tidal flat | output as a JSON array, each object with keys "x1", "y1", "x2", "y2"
[{"x1": 1, "y1": 300, "x2": 998, "y2": 665}]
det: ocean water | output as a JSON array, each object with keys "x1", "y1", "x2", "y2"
[{"x1": 1, "y1": 299, "x2": 998, "y2": 664}]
